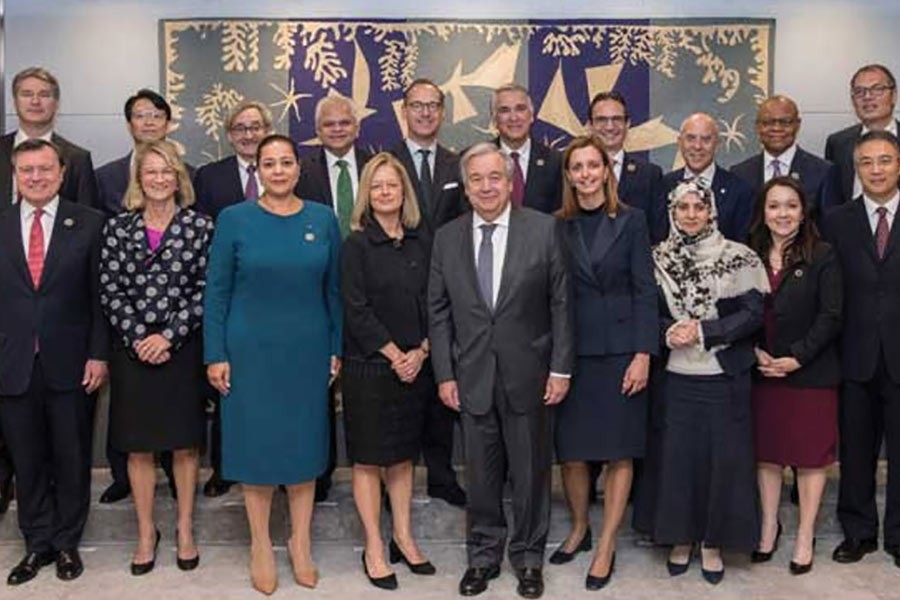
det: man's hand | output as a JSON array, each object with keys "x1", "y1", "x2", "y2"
[
  {"x1": 438, "y1": 380, "x2": 460, "y2": 411},
  {"x1": 82, "y1": 359, "x2": 108, "y2": 393},
  {"x1": 543, "y1": 375, "x2": 570, "y2": 405}
]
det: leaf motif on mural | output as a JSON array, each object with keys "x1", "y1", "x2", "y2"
[
  {"x1": 542, "y1": 28, "x2": 590, "y2": 57},
  {"x1": 195, "y1": 84, "x2": 244, "y2": 141},
  {"x1": 221, "y1": 22, "x2": 265, "y2": 72},
  {"x1": 273, "y1": 23, "x2": 300, "y2": 70},
  {"x1": 300, "y1": 28, "x2": 348, "y2": 88},
  {"x1": 378, "y1": 39, "x2": 407, "y2": 92}
]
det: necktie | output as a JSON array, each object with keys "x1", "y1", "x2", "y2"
[
  {"x1": 336, "y1": 159, "x2": 353, "y2": 239},
  {"x1": 510, "y1": 151, "x2": 525, "y2": 207},
  {"x1": 27, "y1": 207, "x2": 45, "y2": 288},
  {"x1": 417, "y1": 149, "x2": 433, "y2": 218},
  {"x1": 477, "y1": 223, "x2": 497, "y2": 309},
  {"x1": 876, "y1": 206, "x2": 890, "y2": 259},
  {"x1": 771, "y1": 158, "x2": 783, "y2": 178},
  {"x1": 244, "y1": 164, "x2": 259, "y2": 200}
]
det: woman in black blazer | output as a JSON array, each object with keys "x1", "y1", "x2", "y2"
[
  {"x1": 550, "y1": 135, "x2": 658, "y2": 589},
  {"x1": 99, "y1": 140, "x2": 213, "y2": 575},
  {"x1": 748, "y1": 176, "x2": 842, "y2": 574}
]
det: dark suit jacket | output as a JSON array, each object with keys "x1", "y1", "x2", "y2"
[
  {"x1": 755, "y1": 242, "x2": 842, "y2": 388},
  {"x1": 825, "y1": 197, "x2": 900, "y2": 383},
  {"x1": 0, "y1": 199, "x2": 109, "y2": 395},
  {"x1": 825, "y1": 120, "x2": 900, "y2": 205},
  {"x1": 617, "y1": 153, "x2": 664, "y2": 243},
  {"x1": 193, "y1": 155, "x2": 245, "y2": 220},
  {"x1": 96, "y1": 152, "x2": 195, "y2": 217},
  {"x1": 658, "y1": 165, "x2": 755, "y2": 243},
  {"x1": 428, "y1": 207, "x2": 574, "y2": 415},
  {"x1": 492, "y1": 137, "x2": 563, "y2": 214},
  {"x1": 563, "y1": 205, "x2": 658, "y2": 357},
  {"x1": 296, "y1": 146, "x2": 372, "y2": 208},
  {"x1": 0, "y1": 132, "x2": 99, "y2": 211},
  {"x1": 389, "y1": 141, "x2": 466, "y2": 232},
  {"x1": 731, "y1": 147, "x2": 841, "y2": 225}
]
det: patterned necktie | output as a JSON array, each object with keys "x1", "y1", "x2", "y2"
[
  {"x1": 477, "y1": 223, "x2": 497, "y2": 309},
  {"x1": 244, "y1": 164, "x2": 259, "y2": 200},
  {"x1": 510, "y1": 151, "x2": 525, "y2": 208},
  {"x1": 876, "y1": 206, "x2": 890, "y2": 259},
  {"x1": 417, "y1": 149, "x2": 433, "y2": 219},
  {"x1": 771, "y1": 158, "x2": 782, "y2": 178},
  {"x1": 28, "y1": 207, "x2": 45, "y2": 288},
  {"x1": 336, "y1": 159, "x2": 354, "y2": 239}
]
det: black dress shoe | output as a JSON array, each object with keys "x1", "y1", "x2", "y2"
[
  {"x1": 548, "y1": 528, "x2": 592, "y2": 565},
  {"x1": 516, "y1": 567, "x2": 544, "y2": 599},
  {"x1": 202, "y1": 476, "x2": 234, "y2": 498},
  {"x1": 790, "y1": 538, "x2": 816, "y2": 575},
  {"x1": 388, "y1": 539, "x2": 436, "y2": 575},
  {"x1": 0, "y1": 477, "x2": 13, "y2": 514},
  {"x1": 99, "y1": 481, "x2": 130, "y2": 504},
  {"x1": 751, "y1": 521, "x2": 782, "y2": 563},
  {"x1": 701, "y1": 566, "x2": 724, "y2": 585},
  {"x1": 7, "y1": 551, "x2": 56, "y2": 585},
  {"x1": 428, "y1": 484, "x2": 467, "y2": 507},
  {"x1": 832, "y1": 537, "x2": 877, "y2": 563},
  {"x1": 666, "y1": 546, "x2": 693, "y2": 576},
  {"x1": 56, "y1": 549, "x2": 83, "y2": 581},
  {"x1": 131, "y1": 529, "x2": 161, "y2": 576},
  {"x1": 585, "y1": 552, "x2": 615, "y2": 591},
  {"x1": 361, "y1": 552, "x2": 397, "y2": 590},
  {"x1": 459, "y1": 565, "x2": 500, "y2": 596}
]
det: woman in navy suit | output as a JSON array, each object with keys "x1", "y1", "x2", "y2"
[{"x1": 550, "y1": 135, "x2": 658, "y2": 589}]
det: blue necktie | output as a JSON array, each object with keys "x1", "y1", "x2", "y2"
[{"x1": 477, "y1": 223, "x2": 497, "y2": 309}]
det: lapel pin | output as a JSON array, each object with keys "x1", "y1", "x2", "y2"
[
  {"x1": 794, "y1": 268, "x2": 803, "y2": 278},
  {"x1": 304, "y1": 232, "x2": 316, "y2": 242},
  {"x1": 790, "y1": 172, "x2": 800, "y2": 180},
  {"x1": 720, "y1": 188, "x2": 726, "y2": 195},
  {"x1": 63, "y1": 218, "x2": 75, "y2": 228},
  {"x1": 536, "y1": 158, "x2": 545, "y2": 167},
  {"x1": 627, "y1": 162, "x2": 636, "y2": 173}
]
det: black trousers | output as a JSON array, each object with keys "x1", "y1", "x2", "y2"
[
  {"x1": 0, "y1": 422, "x2": 13, "y2": 485},
  {"x1": 422, "y1": 391, "x2": 460, "y2": 490},
  {"x1": 0, "y1": 358, "x2": 94, "y2": 553},
  {"x1": 838, "y1": 353, "x2": 900, "y2": 545},
  {"x1": 460, "y1": 379, "x2": 552, "y2": 570}
]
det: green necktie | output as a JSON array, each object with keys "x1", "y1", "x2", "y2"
[{"x1": 336, "y1": 159, "x2": 353, "y2": 238}]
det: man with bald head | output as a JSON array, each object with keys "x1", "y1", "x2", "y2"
[
  {"x1": 657, "y1": 112, "x2": 754, "y2": 241},
  {"x1": 732, "y1": 96, "x2": 840, "y2": 224}
]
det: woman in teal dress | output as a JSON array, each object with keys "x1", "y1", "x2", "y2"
[{"x1": 204, "y1": 134, "x2": 342, "y2": 595}]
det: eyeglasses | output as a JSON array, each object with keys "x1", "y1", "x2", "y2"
[
  {"x1": 592, "y1": 115, "x2": 627, "y2": 126},
  {"x1": 230, "y1": 123, "x2": 265, "y2": 135},
  {"x1": 406, "y1": 101, "x2": 442, "y2": 113},
  {"x1": 17, "y1": 90, "x2": 55, "y2": 101},
  {"x1": 757, "y1": 117, "x2": 798, "y2": 128},
  {"x1": 132, "y1": 111, "x2": 168, "y2": 123},
  {"x1": 851, "y1": 84, "x2": 895, "y2": 99},
  {"x1": 856, "y1": 155, "x2": 899, "y2": 169}
]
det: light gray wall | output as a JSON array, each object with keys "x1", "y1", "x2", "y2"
[{"x1": 6, "y1": 0, "x2": 900, "y2": 165}]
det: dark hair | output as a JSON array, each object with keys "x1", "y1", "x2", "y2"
[
  {"x1": 855, "y1": 129, "x2": 900, "y2": 154},
  {"x1": 556, "y1": 135, "x2": 621, "y2": 219},
  {"x1": 124, "y1": 88, "x2": 172, "y2": 122},
  {"x1": 402, "y1": 78, "x2": 444, "y2": 106},
  {"x1": 748, "y1": 176, "x2": 819, "y2": 270},
  {"x1": 587, "y1": 91, "x2": 629, "y2": 122},
  {"x1": 11, "y1": 138, "x2": 65, "y2": 168},
  {"x1": 851, "y1": 63, "x2": 897, "y2": 90},
  {"x1": 255, "y1": 134, "x2": 300, "y2": 164}
]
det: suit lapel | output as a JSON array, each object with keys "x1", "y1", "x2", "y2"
[
  {"x1": 40, "y1": 201, "x2": 78, "y2": 287},
  {"x1": 590, "y1": 209, "x2": 628, "y2": 268},
  {"x1": 0, "y1": 135, "x2": 14, "y2": 209},
  {"x1": 850, "y1": 198, "x2": 879, "y2": 261},
  {"x1": 460, "y1": 212, "x2": 489, "y2": 312},
  {"x1": 524, "y1": 141, "x2": 544, "y2": 203},
  {"x1": 617, "y1": 155, "x2": 635, "y2": 199},
  {"x1": 0, "y1": 204, "x2": 29, "y2": 285},
  {"x1": 316, "y1": 149, "x2": 335, "y2": 207},
  {"x1": 225, "y1": 156, "x2": 243, "y2": 201},
  {"x1": 494, "y1": 209, "x2": 523, "y2": 313},
  {"x1": 568, "y1": 219, "x2": 597, "y2": 284}
]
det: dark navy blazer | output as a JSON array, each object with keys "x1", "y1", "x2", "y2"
[{"x1": 617, "y1": 153, "x2": 664, "y2": 243}]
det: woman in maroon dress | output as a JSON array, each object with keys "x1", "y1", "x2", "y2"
[{"x1": 747, "y1": 176, "x2": 842, "y2": 574}]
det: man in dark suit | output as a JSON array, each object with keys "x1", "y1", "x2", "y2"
[
  {"x1": 491, "y1": 83, "x2": 562, "y2": 215},
  {"x1": 657, "y1": 113, "x2": 754, "y2": 242},
  {"x1": 389, "y1": 79, "x2": 468, "y2": 507},
  {"x1": 733, "y1": 95, "x2": 841, "y2": 227},
  {"x1": 429, "y1": 143, "x2": 574, "y2": 598},
  {"x1": 0, "y1": 67, "x2": 98, "y2": 212},
  {"x1": 588, "y1": 91, "x2": 666, "y2": 247},
  {"x1": 0, "y1": 139, "x2": 109, "y2": 585},
  {"x1": 828, "y1": 130, "x2": 900, "y2": 568},
  {"x1": 825, "y1": 64, "x2": 900, "y2": 205},
  {"x1": 94, "y1": 88, "x2": 177, "y2": 503}
]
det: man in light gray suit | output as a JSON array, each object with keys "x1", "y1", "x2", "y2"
[{"x1": 428, "y1": 143, "x2": 574, "y2": 599}]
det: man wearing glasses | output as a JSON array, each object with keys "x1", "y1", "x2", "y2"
[
  {"x1": 733, "y1": 95, "x2": 840, "y2": 226},
  {"x1": 825, "y1": 64, "x2": 900, "y2": 204}
]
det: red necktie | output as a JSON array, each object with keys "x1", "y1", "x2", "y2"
[
  {"x1": 510, "y1": 151, "x2": 525, "y2": 208},
  {"x1": 876, "y1": 206, "x2": 890, "y2": 259},
  {"x1": 27, "y1": 207, "x2": 45, "y2": 288}
]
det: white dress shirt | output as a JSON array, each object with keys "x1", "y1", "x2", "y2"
[
  {"x1": 325, "y1": 147, "x2": 359, "y2": 216},
  {"x1": 684, "y1": 162, "x2": 716, "y2": 186},
  {"x1": 610, "y1": 149, "x2": 625, "y2": 183},
  {"x1": 472, "y1": 203, "x2": 510, "y2": 308},
  {"x1": 764, "y1": 144, "x2": 797, "y2": 182},
  {"x1": 20, "y1": 196, "x2": 59, "y2": 257},
  {"x1": 855, "y1": 120, "x2": 899, "y2": 198},
  {"x1": 500, "y1": 137, "x2": 531, "y2": 182},
  {"x1": 11, "y1": 129, "x2": 54, "y2": 204},
  {"x1": 405, "y1": 139, "x2": 436, "y2": 180},
  {"x1": 863, "y1": 191, "x2": 899, "y2": 234},
  {"x1": 236, "y1": 154, "x2": 262, "y2": 196}
]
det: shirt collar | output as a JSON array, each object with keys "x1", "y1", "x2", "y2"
[
  {"x1": 14, "y1": 129, "x2": 53, "y2": 146},
  {"x1": 405, "y1": 138, "x2": 437, "y2": 158},
  {"x1": 685, "y1": 162, "x2": 716, "y2": 184},
  {"x1": 500, "y1": 137, "x2": 531, "y2": 158},
  {"x1": 863, "y1": 191, "x2": 900, "y2": 217},
  {"x1": 235, "y1": 154, "x2": 254, "y2": 171},
  {"x1": 325, "y1": 147, "x2": 356, "y2": 169},
  {"x1": 862, "y1": 120, "x2": 898, "y2": 136},
  {"x1": 764, "y1": 144, "x2": 797, "y2": 170},
  {"x1": 22, "y1": 195, "x2": 60, "y2": 219},
  {"x1": 610, "y1": 149, "x2": 625, "y2": 166},
  {"x1": 472, "y1": 201, "x2": 512, "y2": 230}
]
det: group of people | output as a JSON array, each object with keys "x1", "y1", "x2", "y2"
[{"x1": 0, "y1": 59, "x2": 897, "y2": 600}]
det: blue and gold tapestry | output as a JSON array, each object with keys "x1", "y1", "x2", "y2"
[{"x1": 160, "y1": 18, "x2": 773, "y2": 169}]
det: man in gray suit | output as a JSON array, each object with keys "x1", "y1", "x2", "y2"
[{"x1": 428, "y1": 143, "x2": 574, "y2": 599}]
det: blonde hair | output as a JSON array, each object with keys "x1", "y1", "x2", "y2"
[
  {"x1": 123, "y1": 140, "x2": 195, "y2": 212},
  {"x1": 351, "y1": 152, "x2": 421, "y2": 231}
]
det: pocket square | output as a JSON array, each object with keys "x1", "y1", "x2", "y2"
[{"x1": 442, "y1": 181, "x2": 459, "y2": 190}]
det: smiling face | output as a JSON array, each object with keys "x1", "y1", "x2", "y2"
[
  {"x1": 14, "y1": 146, "x2": 65, "y2": 208},
  {"x1": 565, "y1": 145, "x2": 608, "y2": 204},
  {"x1": 464, "y1": 150, "x2": 512, "y2": 222},
  {"x1": 855, "y1": 138, "x2": 900, "y2": 203},
  {"x1": 756, "y1": 97, "x2": 801, "y2": 157},
  {"x1": 678, "y1": 114, "x2": 718, "y2": 174},
  {"x1": 138, "y1": 151, "x2": 178, "y2": 206},
  {"x1": 128, "y1": 98, "x2": 169, "y2": 144},
  {"x1": 589, "y1": 99, "x2": 629, "y2": 154},
  {"x1": 673, "y1": 191, "x2": 711, "y2": 236},
  {"x1": 257, "y1": 139, "x2": 301, "y2": 200},
  {"x1": 227, "y1": 107, "x2": 269, "y2": 162},
  {"x1": 315, "y1": 100, "x2": 359, "y2": 157},
  {"x1": 763, "y1": 184, "x2": 803, "y2": 242},
  {"x1": 368, "y1": 163, "x2": 404, "y2": 219},
  {"x1": 851, "y1": 68, "x2": 897, "y2": 129},
  {"x1": 493, "y1": 89, "x2": 534, "y2": 149},
  {"x1": 14, "y1": 76, "x2": 58, "y2": 131},
  {"x1": 402, "y1": 83, "x2": 444, "y2": 145}
]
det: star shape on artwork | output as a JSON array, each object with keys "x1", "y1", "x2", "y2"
[
  {"x1": 269, "y1": 78, "x2": 312, "y2": 123},
  {"x1": 718, "y1": 114, "x2": 748, "y2": 153}
]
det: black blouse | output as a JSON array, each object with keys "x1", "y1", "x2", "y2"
[{"x1": 340, "y1": 219, "x2": 431, "y2": 362}]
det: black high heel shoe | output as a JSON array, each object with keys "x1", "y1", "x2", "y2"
[
  {"x1": 388, "y1": 539, "x2": 436, "y2": 575},
  {"x1": 789, "y1": 537, "x2": 816, "y2": 575},
  {"x1": 751, "y1": 521, "x2": 783, "y2": 563},
  {"x1": 362, "y1": 551, "x2": 398, "y2": 590},
  {"x1": 131, "y1": 529, "x2": 161, "y2": 576},
  {"x1": 666, "y1": 545, "x2": 693, "y2": 576},
  {"x1": 175, "y1": 529, "x2": 200, "y2": 571},
  {"x1": 700, "y1": 546, "x2": 724, "y2": 585},
  {"x1": 549, "y1": 527, "x2": 593, "y2": 565},
  {"x1": 585, "y1": 552, "x2": 615, "y2": 591}
]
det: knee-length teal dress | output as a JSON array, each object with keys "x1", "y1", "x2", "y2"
[{"x1": 203, "y1": 200, "x2": 342, "y2": 485}]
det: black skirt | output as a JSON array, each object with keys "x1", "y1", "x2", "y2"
[
  {"x1": 109, "y1": 333, "x2": 206, "y2": 453},
  {"x1": 341, "y1": 358, "x2": 429, "y2": 466}
]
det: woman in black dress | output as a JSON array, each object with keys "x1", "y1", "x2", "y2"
[
  {"x1": 341, "y1": 152, "x2": 435, "y2": 590},
  {"x1": 550, "y1": 135, "x2": 657, "y2": 589},
  {"x1": 748, "y1": 176, "x2": 841, "y2": 573},
  {"x1": 652, "y1": 180, "x2": 768, "y2": 584},
  {"x1": 99, "y1": 140, "x2": 212, "y2": 575}
]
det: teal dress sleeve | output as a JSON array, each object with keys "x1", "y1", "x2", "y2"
[{"x1": 203, "y1": 208, "x2": 237, "y2": 364}]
